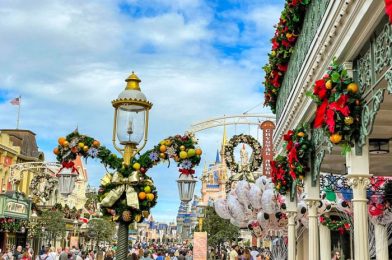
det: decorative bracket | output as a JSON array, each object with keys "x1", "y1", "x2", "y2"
[{"x1": 310, "y1": 128, "x2": 332, "y2": 186}]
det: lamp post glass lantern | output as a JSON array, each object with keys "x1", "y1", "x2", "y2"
[
  {"x1": 177, "y1": 174, "x2": 197, "y2": 203},
  {"x1": 57, "y1": 167, "x2": 77, "y2": 196}
]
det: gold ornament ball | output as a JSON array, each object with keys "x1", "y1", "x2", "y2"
[
  {"x1": 134, "y1": 214, "x2": 142, "y2": 223},
  {"x1": 83, "y1": 146, "x2": 89, "y2": 152},
  {"x1": 147, "y1": 193, "x2": 155, "y2": 201},
  {"x1": 159, "y1": 153, "x2": 166, "y2": 159},
  {"x1": 63, "y1": 141, "x2": 69, "y2": 147},
  {"x1": 344, "y1": 116, "x2": 354, "y2": 125},
  {"x1": 133, "y1": 163, "x2": 141, "y2": 170},
  {"x1": 164, "y1": 140, "x2": 171, "y2": 146},
  {"x1": 330, "y1": 133, "x2": 342, "y2": 144},
  {"x1": 325, "y1": 80, "x2": 333, "y2": 90},
  {"x1": 144, "y1": 186, "x2": 151, "y2": 193},
  {"x1": 347, "y1": 82, "x2": 359, "y2": 93},
  {"x1": 159, "y1": 145, "x2": 167, "y2": 153},
  {"x1": 78, "y1": 142, "x2": 85, "y2": 148},
  {"x1": 179, "y1": 151, "x2": 188, "y2": 159},
  {"x1": 122, "y1": 210, "x2": 132, "y2": 222},
  {"x1": 297, "y1": 132, "x2": 305, "y2": 137},
  {"x1": 180, "y1": 145, "x2": 186, "y2": 151}
]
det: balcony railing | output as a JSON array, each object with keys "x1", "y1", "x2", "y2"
[{"x1": 275, "y1": 0, "x2": 330, "y2": 121}]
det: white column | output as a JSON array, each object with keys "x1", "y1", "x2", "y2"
[
  {"x1": 319, "y1": 223, "x2": 331, "y2": 260},
  {"x1": 303, "y1": 229, "x2": 309, "y2": 260},
  {"x1": 374, "y1": 223, "x2": 389, "y2": 260},
  {"x1": 346, "y1": 142, "x2": 371, "y2": 260},
  {"x1": 287, "y1": 212, "x2": 297, "y2": 260},
  {"x1": 305, "y1": 175, "x2": 320, "y2": 260},
  {"x1": 296, "y1": 234, "x2": 304, "y2": 260}
]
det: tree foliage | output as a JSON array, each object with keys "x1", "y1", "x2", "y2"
[
  {"x1": 88, "y1": 218, "x2": 116, "y2": 244},
  {"x1": 201, "y1": 206, "x2": 240, "y2": 247}
]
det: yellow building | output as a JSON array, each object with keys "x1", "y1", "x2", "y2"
[{"x1": 0, "y1": 129, "x2": 44, "y2": 195}]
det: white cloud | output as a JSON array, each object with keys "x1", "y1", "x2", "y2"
[{"x1": 0, "y1": 0, "x2": 282, "y2": 222}]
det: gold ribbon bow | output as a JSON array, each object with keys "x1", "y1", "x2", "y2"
[
  {"x1": 230, "y1": 171, "x2": 255, "y2": 183},
  {"x1": 100, "y1": 171, "x2": 140, "y2": 209}
]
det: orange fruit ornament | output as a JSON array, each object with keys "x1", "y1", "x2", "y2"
[
  {"x1": 53, "y1": 148, "x2": 59, "y2": 155},
  {"x1": 347, "y1": 83, "x2": 359, "y2": 93},
  {"x1": 195, "y1": 148, "x2": 202, "y2": 156},
  {"x1": 297, "y1": 132, "x2": 305, "y2": 137},
  {"x1": 93, "y1": 140, "x2": 100, "y2": 148},
  {"x1": 159, "y1": 145, "x2": 167, "y2": 153},
  {"x1": 330, "y1": 133, "x2": 342, "y2": 144},
  {"x1": 138, "y1": 192, "x2": 146, "y2": 200},
  {"x1": 58, "y1": 137, "x2": 66, "y2": 145}
]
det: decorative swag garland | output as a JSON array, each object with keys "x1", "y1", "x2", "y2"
[
  {"x1": 263, "y1": 0, "x2": 311, "y2": 113},
  {"x1": 319, "y1": 214, "x2": 351, "y2": 235},
  {"x1": 309, "y1": 60, "x2": 362, "y2": 153},
  {"x1": 54, "y1": 131, "x2": 202, "y2": 223},
  {"x1": 225, "y1": 134, "x2": 263, "y2": 183},
  {"x1": 271, "y1": 125, "x2": 311, "y2": 196},
  {"x1": 0, "y1": 218, "x2": 27, "y2": 232}
]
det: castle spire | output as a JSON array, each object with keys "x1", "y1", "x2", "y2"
[
  {"x1": 222, "y1": 124, "x2": 227, "y2": 146},
  {"x1": 215, "y1": 149, "x2": 220, "y2": 163}
]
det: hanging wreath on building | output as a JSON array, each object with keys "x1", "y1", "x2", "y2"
[
  {"x1": 225, "y1": 134, "x2": 262, "y2": 182},
  {"x1": 319, "y1": 214, "x2": 351, "y2": 235},
  {"x1": 29, "y1": 173, "x2": 57, "y2": 202},
  {"x1": 271, "y1": 125, "x2": 311, "y2": 196},
  {"x1": 54, "y1": 130, "x2": 202, "y2": 223},
  {"x1": 308, "y1": 60, "x2": 362, "y2": 153}
]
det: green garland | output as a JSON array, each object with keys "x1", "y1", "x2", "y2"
[
  {"x1": 271, "y1": 124, "x2": 311, "y2": 196},
  {"x1": 319, "y1": 214, "x2": 351, "y2": 234},
  {"x1": 54, "y1": 130, "x2": 202, "y2": 223},
  {"x1": 0, "y1": 218, "x2": 27, "y2": 232}
]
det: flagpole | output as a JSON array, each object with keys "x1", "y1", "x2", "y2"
[{"x1": 16, "y1": 96, "x2": 21, "y2": 129}]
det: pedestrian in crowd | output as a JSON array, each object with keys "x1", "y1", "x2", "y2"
[
  {"x1": 249, "y1": 247, "x2": 258, "y2": 260},
  {"x1": 184, "y1": 251, "x2": 192, "y2": 260},
  {"x1": 13, "y1": 246, "x2": 23, "y2": 260},
  {"x1": 85, "y1": 250, "x2": 95, "y2": 260},
  {"x1": 36, "y1": 247, "x2": 51, "y2": 260},
  {"x1": 103, "y1": 251, "x2": 113, "y2": 260},
  {"x1": 229, "y1": 245, "x2": 238, "y2": 260},
  {"x1": 20, "y1": 252, "x2": 30, "y2": 260},
  {"x1": 48, "y1": 248, "x2": 56, "y2": 260},
  {"x1": 331, "y1": 250, "x2": 341, "y2": 260},
  {"x1": 59, "y1": 248, "x2": 68, "y2": 260},
  {"x1": 140, "y1": 251, "x2": 153, "y2": 260}
]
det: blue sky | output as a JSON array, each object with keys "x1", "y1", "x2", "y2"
[{"x1": 0, "y1": 0, "x2": 284, "y2": 222}]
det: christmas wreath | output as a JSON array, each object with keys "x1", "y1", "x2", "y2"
[
  {"x1": 309, "y1": 60, "x2": 362, "y2": 153},
  {"x1": 54, "y1": 131, "x2": 202, "y2": 223},
  {"x1": 319, "y1": 214, "x2": 351, "y2": 235},
  {"x1": 29, "y1": 173, "x2": 57, "y2": 202},
  {"x1": 225, "y1": 134, "x2": 262, "y2": 182},
  {"x1": 263, "y1": 0, "x2": 311, "y2": 112},
  {"x1": 271, "y1": 125, "x2": 311, "y2": 196}
]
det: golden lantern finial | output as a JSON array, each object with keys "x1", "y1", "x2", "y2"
[{"x1": 125, "y1": 71, "x2": 141, "y2": 91}]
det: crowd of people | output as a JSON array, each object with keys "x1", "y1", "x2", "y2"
[{"x1": 208, "y1": 245, "x2": 271, "y2": 260}]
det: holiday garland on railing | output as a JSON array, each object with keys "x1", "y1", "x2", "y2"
[
  {"x1": 263, "y1": 0, "x2": 311, "y2": 113},
  {"x1": 308, "y1": 60, "x2": 362, "y2": 153},
  {"x1": 54, "y1": 131, "x2": 202, "y2": 223},
  {"x1": 319, "y1": 214, "x2": 351, "y2": 235},
  {"x1": 0, "y1": 218, "x2": 27, "y2": 232},
  {"x1": 271, "y1": 124, "x2": 311, "y2": 196}
]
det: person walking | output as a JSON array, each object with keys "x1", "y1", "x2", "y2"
[{"x1": 229, "y1": 245, "x2": 238, "y2": 260}]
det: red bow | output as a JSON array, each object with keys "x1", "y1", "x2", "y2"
[
  {"x1": 179, "y1": 168, "x2": 195, "y2": 175},
  {"x1": 59, "y1": 161, "x2": 79, "y2": 175},
  {"x1": 314, "y1": 99, "x2": 328, "y2": 128},
  {"x1": 386, "y1": 0, "x2": 392, "y2": 23},
  {"x1": 338, "y1": 227, "x2": 345, "y2": 235},
  {"x1": 326, "y1": 94, "x2": 350, "y2": 133}
]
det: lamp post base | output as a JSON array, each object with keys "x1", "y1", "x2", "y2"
[{"x1": 117, "y1": 222, "x2": 129, "y2": 260}]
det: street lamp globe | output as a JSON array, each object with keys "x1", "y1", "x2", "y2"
[
  {"x1": 177, "y1": 174, "x2": 197, "y2": 203},
  {"x1": 112, "y1": 72, "x2": 153, "y2": 151}
]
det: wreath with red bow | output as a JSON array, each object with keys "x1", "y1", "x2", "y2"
[
  {"x1": 309, "y1": 60, "x2": 362, "y2": 153},
  {"x1": 271, "y1": 125, "x2": 311, "y2": 196},
  {"x1": 319, "y1": 214, "x2": 351, "y2": 235}
]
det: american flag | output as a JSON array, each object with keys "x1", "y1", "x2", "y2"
[{"x1": 10, "y1": 97, "x2": 21, "y2": 106}]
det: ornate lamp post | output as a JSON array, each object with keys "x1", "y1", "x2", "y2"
[{"x1": 111, "y1": 72, "x2": 153, "y2": 260}]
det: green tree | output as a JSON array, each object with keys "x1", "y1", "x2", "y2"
[
  {"x1": 38, "y1": 210, "x2": 66, "y2": 245},
  {"x1": 201, "y1": 206, "x2": 240, "y2": 247},
  {"x1": 88, "y1": 218, "x2": 116, "y2": 245}
]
